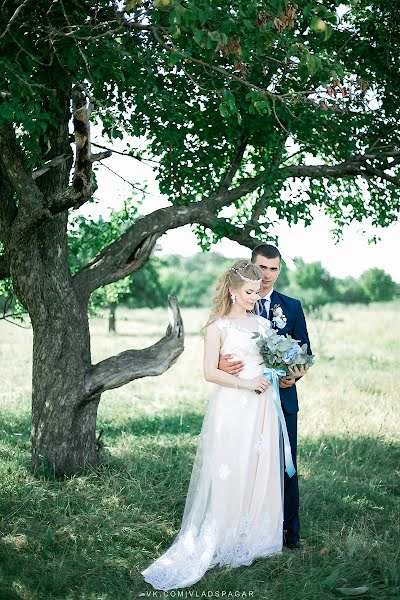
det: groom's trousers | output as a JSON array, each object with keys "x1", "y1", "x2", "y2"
[{"x1": 282, "y1": 411, "x2": 300, "y2": 544}]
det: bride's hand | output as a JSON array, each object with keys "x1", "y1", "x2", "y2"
[
  {"x1": 245, "y1": 376, "x2": 271, "y2": 393},
  {"x1": 288, "y1": 364, "x2": 309, "y2": 378}
]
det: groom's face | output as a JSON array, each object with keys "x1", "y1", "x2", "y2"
[{"x1": 252, "y1": 254, "x2": 281, "y2": 294}]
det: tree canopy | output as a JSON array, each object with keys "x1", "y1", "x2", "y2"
[{"x1": 1, "y1": 0, "x2": 399, "y2": 267}]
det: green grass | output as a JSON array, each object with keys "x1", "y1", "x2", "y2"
[{"x1": 0, "y1": 303, "x2": 399, "y2": 600}]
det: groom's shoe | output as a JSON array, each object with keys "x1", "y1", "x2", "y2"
[
  {"x1": 283, "y1": 530, "x2": 303, "y2": 550},
  {"x1": 284, "y1": 540, "x2": 303, "y2": 550}
]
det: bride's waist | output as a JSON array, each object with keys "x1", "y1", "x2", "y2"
[{"x1": 237, "y1": 361, "x2": 264, "y2": 379}]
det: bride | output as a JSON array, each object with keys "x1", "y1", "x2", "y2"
[{"x1": 141, "y1": 260, "x2": 304, "y2": 590}]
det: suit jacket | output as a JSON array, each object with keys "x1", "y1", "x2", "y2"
[{"x1": 259, "y1": 290, "x2": 312, "y2": 414}]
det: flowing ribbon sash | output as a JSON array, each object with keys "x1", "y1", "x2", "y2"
[{"x1": 263, "y1": 368, "x2": 296, "y2": 478}]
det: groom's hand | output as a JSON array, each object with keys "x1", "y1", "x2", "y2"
[
  {"x1": 218, "y1": 354, "x2": 244, "y2": 375},
  {"x1": 279, "y1": 377, "x2": 296, "y2": 389},
  {"x1": 288, "y1": 364, "x2": 309, "y2": 379}
]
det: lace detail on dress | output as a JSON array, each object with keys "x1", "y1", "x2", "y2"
[
  {"x1": 142, "y1": 510, "x2": 283, "y2": 590},
  {"x1": 209, "y1": 510, "x2": 282, "y2": 568},
  {"x1": 216, "y1": 317, "x2": 230, "y2": 331},
  {"x1": 218, "y1": 314, "x2": 266, "y2": 334},
  {"x1": 254, "y1": 432, "x2": 269, "y2": 454},
  {"x1": 218, "y1": 464, "x2": 232, "y2": 480}
]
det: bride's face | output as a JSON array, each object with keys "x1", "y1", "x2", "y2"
[{"x1": 230, "y1": 282, "x2": 261, "y2": 311}]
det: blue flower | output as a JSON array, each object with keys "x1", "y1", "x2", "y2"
[{"x1": 282, "y1": 345, "x2": 301, "y2": 363}]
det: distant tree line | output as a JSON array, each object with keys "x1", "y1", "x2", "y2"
[
  {"x1": 147, "y1": 253, "x2": 398, "y2": 313},
  {"x1": 1, "y1": 250, "x2": 397, "y2": 324}
]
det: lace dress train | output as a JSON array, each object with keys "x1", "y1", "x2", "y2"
[{"x1": 141, "y1": 316, "x2": 285, "y2": 590}]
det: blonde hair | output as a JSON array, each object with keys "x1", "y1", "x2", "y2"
[{"x1": 202, "y1": 259, "x2": 263, "y2": 333}]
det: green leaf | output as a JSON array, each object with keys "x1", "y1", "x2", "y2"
[
  {"x1": 219, "y1": 102, "x2": 229, "y2": 118},
  {"x1": 306, "y1": 53, "x2": 322, "y2": 76},
  {"x1": 324, "y1": 24, "x2": 333, "y2": 41},
  {"x1": 208, "y1": 31, "x2": 221, "y2": 42},
  {"x1": 193, "y1": 30, "x2": 206, "y2": 47},
  {"x1": 254, "y1": 99, "x2": 271, "y2": 115}
]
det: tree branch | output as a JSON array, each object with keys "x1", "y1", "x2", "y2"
[
  {"x1": 245, "y1": 189, "x2": 271, "y2": 232},
  {"x1": 362, "y1": 164, "x2": 400, "y2": 187},
  {"x1": 281, "y1": 160, "x2": 395, "y2": 181},
  {"x1": 72, "y1": 148, "x2": 400, "y2": 298},
  {"x1": 73, "y1": 231, "x2": 159, "y2": 298},
  {"x1": 219, "y1": 137, "x2": 248, "y2": 191},
  {"x1": 91, "y1": 141, "x2": 159, "y2": 166},
  {"x1": 199, "y1": 214, "x2": 263, "y2": 249},
  {"x1": 0, "y1": 0, "x2": 31, "y2": 39},
  {"x1": 32, "y1": 154, "x2": 71, "y2": 180},
  {"x1": 150, "y1": 30, "x2": 315, "y2": 103},
  {"x1": 84, "y1": 294, "x2": 184, "y2": 398},
  {"x1": 0, "y1": 124, "x2": 47, "y2": 235},
  {"x1": 47, "y1": 85, "x2": 112, "y2": 214}
]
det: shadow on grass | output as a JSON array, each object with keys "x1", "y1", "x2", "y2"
[
  {"x1": 0, "y1": 409, "x2": 398, "y2": 600},
  {"x1": 98, "y1": 410, "x2": 205, "y2": 439}
]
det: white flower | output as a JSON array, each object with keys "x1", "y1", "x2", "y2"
[
  {"x1": 272, "y1": 304, "x2": 287, "y2": 329},
  {"x1": 218, "y1": 464, "x2": 232, "y2": 480},
  {"x1": 273, "y1": 316, "x2": 287, "y2": 329},
  {"x1": 254, "y1": 433, "x2": 268, "y2": 454}
]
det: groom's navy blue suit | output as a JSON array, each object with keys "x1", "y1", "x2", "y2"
[{"x1": 259, "y1": 289, "x2": 312, "y2": 545}]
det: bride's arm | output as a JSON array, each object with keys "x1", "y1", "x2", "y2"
[
  {"x1": 203, "y1": 322, "x2": 271, "y2": 394},
  {"x1": 203, "y1": 322, "x2": 246, "y2": 389}
]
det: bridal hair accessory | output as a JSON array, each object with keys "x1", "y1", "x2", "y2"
[{"x1": 229, "y1": 265, "x2": 262, "y2": 285}]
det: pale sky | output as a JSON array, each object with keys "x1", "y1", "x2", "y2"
[{"x1": 81, "y1": 135, "x2": 400, "y2": 283}]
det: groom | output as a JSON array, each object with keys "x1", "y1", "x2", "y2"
[{"x1": 218, "y1": 243, "x2": 312, "y2": 550}]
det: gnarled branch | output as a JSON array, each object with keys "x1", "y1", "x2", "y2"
[
  {"x1": 73, "y1": 231, "x2": 159, "y2": 298},
  {"x1": 84, "y1": 294, "x2": 184, "y2": 398}
]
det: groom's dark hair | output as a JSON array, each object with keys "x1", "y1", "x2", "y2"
[{"x1": 251, "y1": 243, "x2": 282, "y2": 263}]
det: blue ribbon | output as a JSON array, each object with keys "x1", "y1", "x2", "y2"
[{"x1": 263, "y1": 368, "x2": 296, "y2": 479}]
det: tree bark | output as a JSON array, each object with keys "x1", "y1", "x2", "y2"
[{"x1": 10, "y1": 211, "x2": 97, "y2": 476}]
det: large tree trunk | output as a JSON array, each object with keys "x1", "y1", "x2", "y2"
[
  {"x1": 31, "y1": 305, "x2": 99, "y2": 477},
  {"x1": 11, "y1": 211, "x2": 100, "y2": 477},
  {"x1": 11, "y1": 211, "x2": 184, "y2": 477}
]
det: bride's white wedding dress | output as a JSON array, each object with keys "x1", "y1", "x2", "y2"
[{"x1": 141, "y1": 315, "x2": 290, "y2": 590}]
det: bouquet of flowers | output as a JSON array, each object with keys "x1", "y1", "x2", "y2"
[{"x1": 252, "y1": 328, "x2": 314, "y2": 378}]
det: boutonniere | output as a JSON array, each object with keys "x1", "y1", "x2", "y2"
[{"x1": 271, "y1": 304, "x2": 287, "y2": 329}]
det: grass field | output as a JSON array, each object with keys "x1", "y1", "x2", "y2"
[{"x1": 0, "y1": 303, "x2": 399, "y2": 600}]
